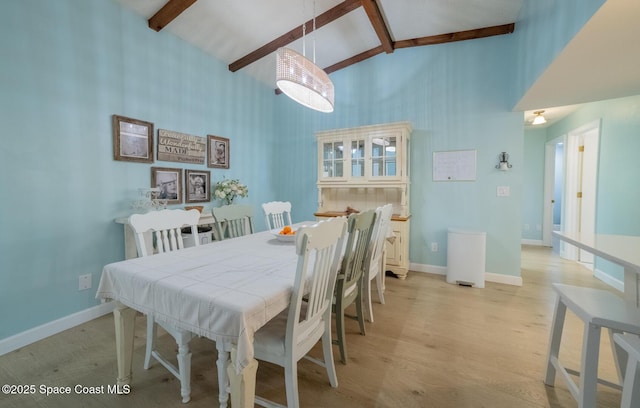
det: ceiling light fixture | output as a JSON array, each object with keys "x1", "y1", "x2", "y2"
[
  {"x1": 532, "y1": 110, "x2": 547, "y2": 125},
  {"x1": 276, "y1": 0, "x2": 334, "y2": 113}
]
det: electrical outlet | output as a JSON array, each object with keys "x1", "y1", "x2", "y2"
[
  {"x1": 79, "y1": 274, "x2": 92, "y2": 291},
  {"x1": 431, "y1": 242, "x2": 438, "y2": 252},
  {"x1": 524, "y1": 224, "x2": 530, "y2": 231}
]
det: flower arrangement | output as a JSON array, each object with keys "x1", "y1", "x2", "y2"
[{"x1": 213, "y1": 178, "x2": 248, "y2": 205}]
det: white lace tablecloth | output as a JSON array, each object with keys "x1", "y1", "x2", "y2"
[{"x1": 96, "y1": 229, "x2": 301, "y2": 372}]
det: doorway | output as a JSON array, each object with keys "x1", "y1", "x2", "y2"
[{"x1": 542, "y1": 137, "x2": 564, "y2": 252}]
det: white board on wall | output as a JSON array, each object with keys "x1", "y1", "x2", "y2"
[{"x1": 433, "y1": 149, "x2": 477, "y2": 181}]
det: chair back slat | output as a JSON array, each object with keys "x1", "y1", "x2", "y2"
[
  {"x1": 367, "y1": 204, "x2": 393, "y2": 279},
  {"x1": 262, "y1": 201, "x2": 292, "y2": 230},
  {"x1": 286, "y1": 217, "x2": 348, "y2": 351},
  {"x1": 212, "y1": 204, "x2": 254, "y2": 239},
  {"x1": 339, "y1": 210, "x2": 377, "y2": 296},
  {"x1": 129, "y1": 209, "x2": 200, "y2": 257}
]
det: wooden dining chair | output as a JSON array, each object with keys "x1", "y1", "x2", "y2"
[
  {"x1": 613, "y1": 333, "x2": 640, "y2": 408},
  {"x1": 253, "y1": 217, "x2": 348, "y2": 408},
  {"x1": 128, "y1": 208, "x2": 201, "y2": 403},
  {"x1": 211, "y1": 204, "x2": 254, "y2": 239},
  {"x1": 333, "y1": 209, "x2": 377, "y2": 364},
  {"x1": 363, "y1": 203, "x2": 393, "y2": 323},
  {"x1": 544, "y1": 283, "x2": 640, "y2": 408},
  {"x1": 262, "y1": 200, "x2": 292, "y2": 230}
]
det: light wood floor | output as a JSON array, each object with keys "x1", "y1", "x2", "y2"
[{"x1": 0, "y1": 245, "x2": 624, "y2": 407}]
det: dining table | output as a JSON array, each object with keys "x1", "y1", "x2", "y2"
[{"x1": 96, "y1": 222, "x2": 313, "y2": 408}]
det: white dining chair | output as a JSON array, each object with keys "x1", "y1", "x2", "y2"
[
  {"x1": 128, "y1": 208, "x2": 201, "y2": 403},
  {"x1": 253, "y1": 217, "x2": 348, "y2": 408},
  {"x1": 262, "y1": 201, "x2": 292, "y2": 230},
  {"x1": 613, "y1": 333, "x2": 640, "y2": 408},
  {"x1": 363, "y1": 204, "x2": 393, "y2": 322},
  {"x1": 333, "y1": 210, "x2": 377, "y2": 364},
  {"x1": 212, "y1": 204, "x2": 254, "y2": 239},
  {"x1": 544, "y1": 283, "x2": 640, "y2": 408}
]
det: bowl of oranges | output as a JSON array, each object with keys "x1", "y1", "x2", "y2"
[{"x1": 271, "y1": 225, "x2": 297, "y2": 242}]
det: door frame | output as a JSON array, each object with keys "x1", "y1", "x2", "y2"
[{"x1": 542, "y1": 135, "x2": 565, "y2": 247}]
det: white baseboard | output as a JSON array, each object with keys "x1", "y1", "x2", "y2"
[
  {"x1": 409, "y1": 263, "x2": 523, "y2": 286},
  {"x1": 0, "y1": 301, "x2": 115, "y2": 356},
  {"x1": 521, "y1": 239, "x2": 544, "y2": 246},
  {"x1": 594, "y1": 268, "x2": 624, "y2": 293}
]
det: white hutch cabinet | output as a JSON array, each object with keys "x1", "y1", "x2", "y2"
[{"x1": 314, "y1": 122, "x2": 412, "y2": 279}]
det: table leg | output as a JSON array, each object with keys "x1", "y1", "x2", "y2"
[
  {"x1": 113, "y1": 302, "x2": 137, "y2": 386},
  {"x1": 226, "y1": 348, "x2": 258, "y2": 408},
  {"x1": 216, "y1": 341, "x2": 230, "y2": 408},
  {"x1": 624, "y1": 267, "x2": 640, "y2": 308}
]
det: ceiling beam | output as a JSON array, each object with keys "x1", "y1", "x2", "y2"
[
  {"x1": 148, "y1": 0, "x2": 198, "y2": 32},
  {"x1": 360, "y1": 0, "x2": 394, "y2": 53},
  {"x1": 325, "y1": 45, "x2": 385, "y2": 74},
  {"x1": 394, "y1": 23, "x2": 515, "y2": 49},
  {"x1": 229, "y1": 0, "x2": 362, "y2": 73}
]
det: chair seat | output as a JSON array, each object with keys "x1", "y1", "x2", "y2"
[
  {"x1": 254, "y1": 309, "x2": 288, "y2": 359},
  {"x1": 553, "y1": 283, "x2": 640, "y2": 333}
]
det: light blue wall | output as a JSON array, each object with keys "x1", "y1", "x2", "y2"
[
  {"x1": 0, "y1": 0, "x2": 278, "y2": 339},
  {"x1": 522, "y1": 128, "x2": 546, "y2": 240},
  {"x1": 276, "y1": 36, "x2": 524, "y2": 278},
  {"x1": 511, "y1": 0, "x2": 605, "y2": 108}
]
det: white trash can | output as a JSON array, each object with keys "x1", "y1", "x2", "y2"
[{"x1": 446, "y1": 228, "x2": 486, "y2": 288}]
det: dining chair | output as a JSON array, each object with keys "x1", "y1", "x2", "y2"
[
  {"x1": 253, "y1": 217, "x2": 348, "y2": 408},
  {"x1": 211, "y1": 204, "x2": 254, "y2": 239},
  {"x1": 128, "y1": 208, "x2": 201, "y2": 403},
  {"x1": 333, "y1": 209, "x2": 377, "y2": 364},
  {"x1": 262, "y1": 201, "x2": 292, "y2": 230},
  {"x1": 544, "y1": 283, "x2": 640, "y2": 408},
  {"x1": 363, "y1": 204, "x2": 393, "y2": 323},
  {"x1": 612, "y1": 333, "x2": 640, "y2": 408}
]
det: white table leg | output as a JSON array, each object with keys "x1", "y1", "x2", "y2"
[
  {"x1": 113, "y1": 302, "x2": 137, "y2": 386},
  {"x1": 624, "y1": 267, "x2": 640, "y2": 308},
  {"x1": 216, "y1": 341, "x2": 231, "y2": 408},
  {"x1": 226, "y1": 348, "x2": 258, "y2": 408}
]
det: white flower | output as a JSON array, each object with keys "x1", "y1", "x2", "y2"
[{"x1": 213, "y1": 178, "x2": 249, "y2": 204}]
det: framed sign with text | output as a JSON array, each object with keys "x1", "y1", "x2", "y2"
[{"x1": 157, "y1": 129, "x2": 206, "y2": 164}]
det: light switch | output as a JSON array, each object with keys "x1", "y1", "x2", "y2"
[{"x1": 497, "y1": 186, "x2": 510, "y2": 197}]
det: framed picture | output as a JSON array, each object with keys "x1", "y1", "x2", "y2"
[
  {"x1": 151, "y1": 167, "x2": 183, "y2": 204},
  {"x1": 112, "y1": 115, "x2": 154, "y2": 163},
  {"x1": 208, "y1": 135, "x2": 230, "y2": 169},
  {"x1": 185, "y1": 169, "x2": 211, "y2": 203}
]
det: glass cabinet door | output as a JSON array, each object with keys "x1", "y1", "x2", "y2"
[
  {"x1": 351, "y1": 138, "x2": 365, "y2": 178},
  {"x1": 370, "y1": 136, "x2": 397, "y2": 177},
  {"x1": 322, "y1": 141, "x2": 344, "y2": 178}
]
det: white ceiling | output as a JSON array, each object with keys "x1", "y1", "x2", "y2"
[{"x1": 116, "y1": 0, "x2": 640, "y2": 128}]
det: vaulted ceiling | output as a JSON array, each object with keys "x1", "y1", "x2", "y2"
[
  {"x1": 116, "y1": 0, "x2": 640, "y2": 128},
  {"x1": 115, "y1": 0, "x2": 521, "y2": 88}
]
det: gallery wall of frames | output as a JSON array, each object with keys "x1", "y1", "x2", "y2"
[{"x1": 112, "y1": 114, "x2": 231, "y2": 204}]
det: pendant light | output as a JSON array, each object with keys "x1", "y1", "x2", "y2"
[{"x1": 276, "y1": 0, "x2": 334, "y2": 113}]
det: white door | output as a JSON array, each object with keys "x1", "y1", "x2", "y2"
[
  {"x1": 578, "y1": 128, "x2": 599, "y2": 264},
  {"x1": 561, "y1": 120, "x2": 600, "y2": 265}
]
